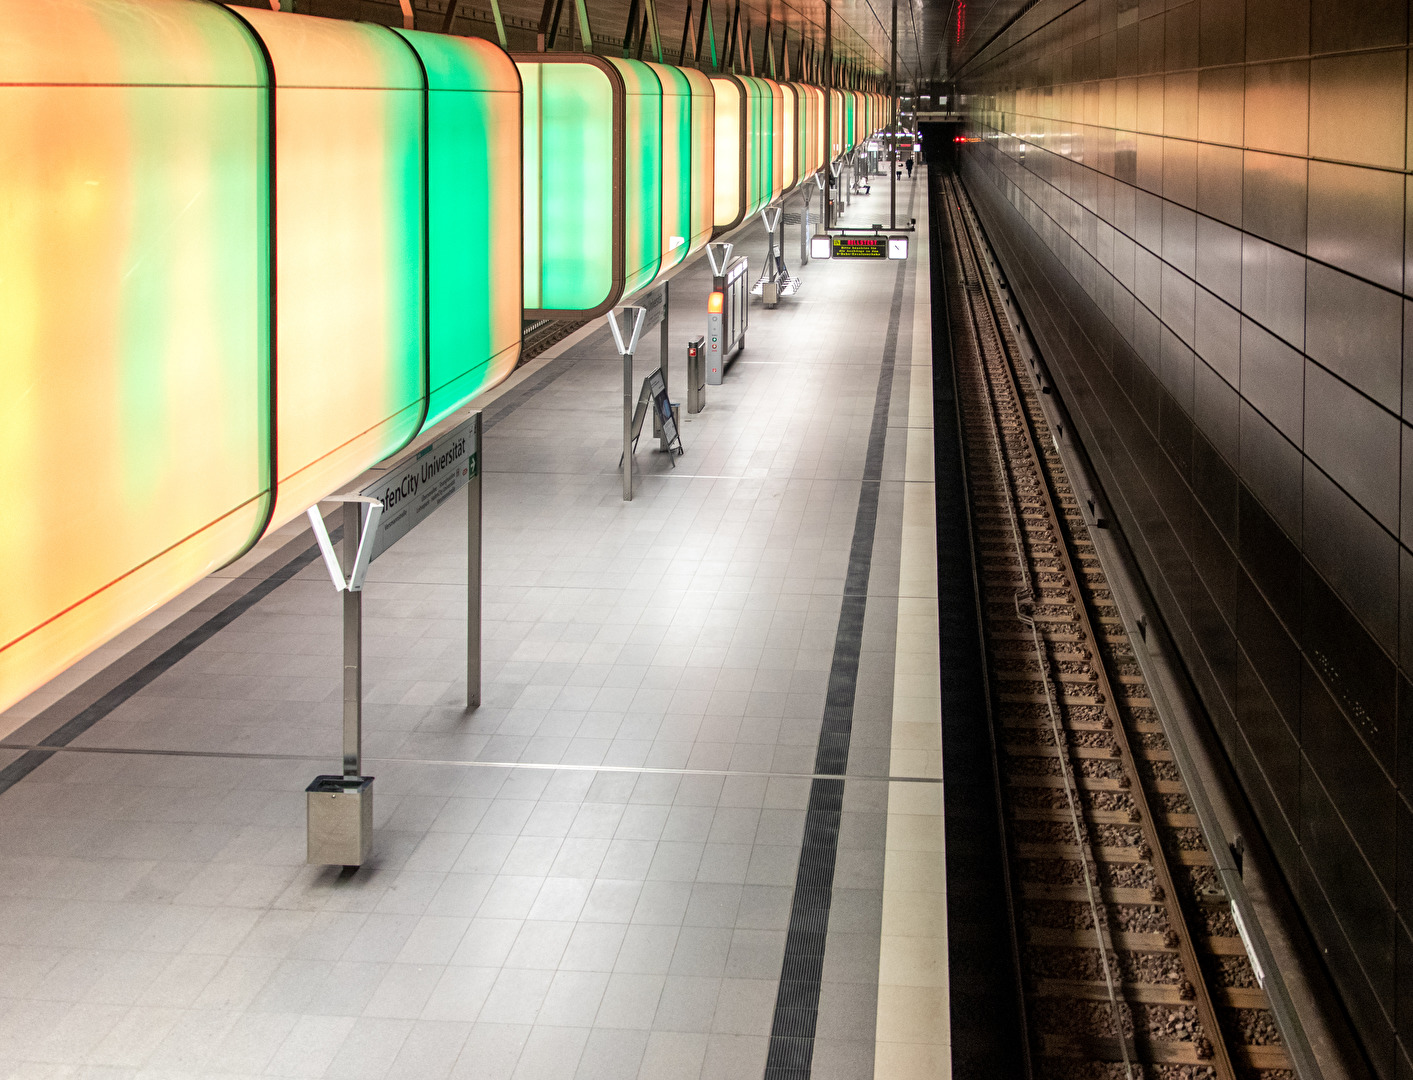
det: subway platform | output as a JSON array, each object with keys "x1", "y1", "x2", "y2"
[{"x1": 0, "y1": 170, "x2": 940, "y2": 1080}]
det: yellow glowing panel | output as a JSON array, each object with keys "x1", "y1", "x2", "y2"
[
  {"x1": 0, "y1": 0, "x2": 271, "y2": 713},
  {"x1": 235, "y1": 9, "x2": 427, "y2": 531},
  {"x1": 712, "y1": 75, "x2": 742, "y2": 227}
]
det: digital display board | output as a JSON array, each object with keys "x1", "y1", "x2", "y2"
[{"x1": 832, "y1": 235, "x2": 887, "y2": 258}]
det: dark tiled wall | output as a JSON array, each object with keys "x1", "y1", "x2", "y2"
[{"x1": 954, "y1": 0, "x2": 1413, "y2": 1073}]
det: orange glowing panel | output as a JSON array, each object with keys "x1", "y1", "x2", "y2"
[
  {"x1": 780, "y1": 83, "x2": 797, "y2": 189},
  {"x1": 233, "y1": 8, "x2": 427, "y2": 531},
  {"x1": 0, "y1": 0, "x2": 272, "y2": 713},
  {"x1": 762, "y1": 78, "x2": 785, "y2": 196}
]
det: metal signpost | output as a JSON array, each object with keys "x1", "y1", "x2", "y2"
[
  {"x1": 608, "y1": 304, "x2": 648, "y2": 500},
  {"x1": 799, "y1": 184, "x2": 812, "y2": 265},
  {"x1": 303, "y1": 412, "x2": 482, "y2": 867}
]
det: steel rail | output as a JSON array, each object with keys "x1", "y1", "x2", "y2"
[
  {"x1": 947, "y1": 172, "x2": 1240, "y2": 1079},
  {"x1": 939, "y1": 174, "x2": 1136, "y2": 1077}
]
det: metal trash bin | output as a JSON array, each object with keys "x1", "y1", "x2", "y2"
[
  {"x1": 687, "y1": 336, "x2": 706, "y2": 413},
  {"x1": 307, "y1": 775, "x2": 374, "y2": 866}
]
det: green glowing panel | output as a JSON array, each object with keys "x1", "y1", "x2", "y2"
[
  {"x1": 519, "y1": 58, "x2": 617, "y2": 314},
  {"x1": 740, "y1": 76, "x2": 772, "y2": 215},
  {"x1": 610, "y1": 58, "x2": 662, "y2": 298},
  {"x1": 396, "y1": 30, "x2": 522, "y2": 429},
  {"x1": 681, "y1": 67, "x2": 715, "y2": 252},
  {"x1": 0, "y1": 0, "x2": 271, "y2": 712},
  {"x1": 649, "y1": 62, "x2": 692, "y2": 274}
]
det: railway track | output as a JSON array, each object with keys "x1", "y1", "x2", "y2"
[{"x1": 938, "y1": 171, "x2": 1294, "y2": 1080}]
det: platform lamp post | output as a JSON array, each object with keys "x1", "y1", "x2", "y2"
[{"x1": 889, "y1": 0, "x2": 897, "y2": 229}]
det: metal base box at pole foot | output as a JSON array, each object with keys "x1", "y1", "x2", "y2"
[{"x1": 307, "y1": 775, "x2": 374, "y2": 867}]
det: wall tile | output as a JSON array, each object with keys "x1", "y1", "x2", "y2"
[
  {"x1": 1310, "y1": 51, "x2": 1407, "y2": 172},
  {"x1": 1244, "y1": 61, "x2": 1309, "y2": 157},
  {"x1": 1135, "y1": 245, "x2": 1163, "y2": 313},
  {"x1": 1308, "y1": 161, "x2": 1405, "y2": 293},
  {"x1": 1403, "y1": 424, "x2": 1413, "y2": 550},
  {"x1": 1304, "y1": 362, "x2": 1401, "y2": 531},
  {"x1": 1162, "y1": 263, "x2": 1196, "y2": 345},
  {"x1": 1244, "y1": 0, "x2": 1308, "y2": 62},
  {"x1": 1305, "y1": 262, "x2": 1403, "y2": 413},
  {"x1": 1310, "y1": 0, "x2": 1407, "y2": 53},
  {"x1": 1195, "y1": 217, "x2": 1242, "y2": 305},
  {"x1": 1164, "y1": 2, "x2": 1198, "y2": 71},
  {"x1": 1196, "y1": 286, "x2": 1241, "y2": 383},
  {"x1": 1304, "y1": 462, "x2": 1400, "y2": 650},
  {"x1": 1198, "y1": 0, "x2": 1243, "y2": 66},
  {"x1": 1137, "y1": 133, "x2": 1164, "y2": 192},
  {"x1": 1242, "y1": 151, "x2": 1307, "y2": 251},
  {"x1": 1164, "y1": 71, "x2": 1198, "y2": 138},
  {"x1": 1241, "y1": 236, "x2": 1305, "y2": 349},
  {"x1": 1162, "y1": 201, "x2": 1197, "y2": 276},
  {"x1": 1194, "y1": 355, "x2": 1240, "y2": 459},
  {"x1": 1197, "y1": 66, "x2": 1244, "y2": 146},
  {"x1": 1138, "y1": 74, "x2": 1165, "y2": 134},
  {"x1": 1161, "y1": 326, "x2": 1196, "y2": 409},
  {"x1": 1240, "y1": 399, "x2": 1303, "y2": 533},
  {"x1": 1196, "y1": 144, "x2": 1242, "y2": 227},
  {"x1": 1163, "y1": 138, "x2": 1197, "y2": 207}
]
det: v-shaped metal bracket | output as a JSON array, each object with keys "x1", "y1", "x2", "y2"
[
  {"x1": 306, "y1": 496, "x2": 384, "y2": 593},
  {"x1": 606, "y1": 305, "x2": 648, "y2": 357}
]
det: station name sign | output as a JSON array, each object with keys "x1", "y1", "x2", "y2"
[{"x1": 360, "y1": 414, "x2": 479, "y2": 563}]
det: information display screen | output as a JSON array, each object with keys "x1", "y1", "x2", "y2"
[{"x1": 831, "y1": 235, "x2": 887, "y2": 258}]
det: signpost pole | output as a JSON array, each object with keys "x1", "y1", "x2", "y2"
[
  {"x1": 889, "y1": 0, "x2": 897, "y2": 229},
  {"x1": 623, "y1": 347, "x2": 635, "y2": 500},
  {"x1": 659, "y1": 282, "x2": 671, "y2": 452},
  {"x1": 467, "y1": 411, "x2": 482, "y2": 708},
  {"x1": 341, "y1": 502, "x2": 363, "y2": 778}
]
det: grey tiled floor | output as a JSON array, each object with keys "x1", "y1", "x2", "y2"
[{"x1": 0, "y1": 175, "x2": 928, "y2": 1080}]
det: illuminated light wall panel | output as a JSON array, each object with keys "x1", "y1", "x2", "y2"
[
  {"x1": 395, "y1": 30, "x2": 522, "y2": 430},
  {"x1": 609, "y1": 58, "x2": 663, "y2": 298},
  {"x1": 649, "y1": 62, "x2": 692, "y2": 275},
  {"x1": 236, "y1": 8, "x2": 426, "y2": 531},
  {"x1": 0, "y1": 0, "x2": 271, "y2": 713},
  {"x1": 762, "y1": 77, "x2": 785, "y2": 195},
  {"x1": 800, "y1": 85, "x2": 823, "y2": 177},
  {"x1": 711, "y1": 75, "x2": 744, "y2": 229},
  {"x1": 844, "y1": 90, "x2": 856, "y2": 149},
  {"x1": 740, "y1": 76, "x2": 774, "y2": 213},
  {"x1": 780, "y1": 84, "x2": 797, "y2": 189},
  {"x1": 791, "y1": 83, "x2": 808, "y2": 178},
  {"x1": 519, "y1": 56, "x2": 619, "y2": 316},
  {"x1": 830, "y1": 88, "x2": 843, "y2": 158},
  {"x1": 680, "y1": 67, "x2": 715, "y2": 253}
]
